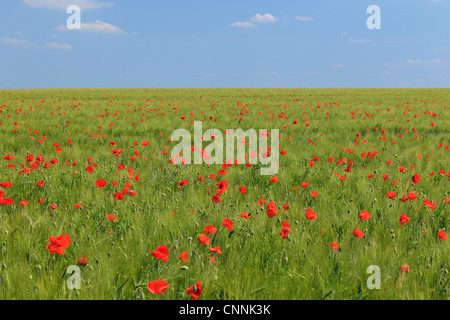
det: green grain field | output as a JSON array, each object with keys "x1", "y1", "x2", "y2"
[{"x1": 0, "y1": 88, "x2": 448, "y2": 300}]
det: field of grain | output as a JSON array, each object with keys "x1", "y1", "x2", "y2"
[{"x1": 0, "y1": 88, "x2": 448, "y2": 300}]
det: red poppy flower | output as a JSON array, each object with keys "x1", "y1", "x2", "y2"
[
  {"x1": 240, "y1": 212, "x2": 250, "y2": 219},
  {"x1": 0, "y1": 197, "x2": 14, "y2": 205},
  {"x1": 438, "y1": 230, "x2": 448, "y2": 240},
  {"x1": 412, "y1": 174, "x2": 420, "y2": 184},
  {"x1": 408, "y1": 192, "x2": 417, "y2": 200},
  {"x1": 223, "y1": 218, "x2": 234, "y2": 231},
  {"x1": 211, "y1": 194, "x2": 223, "y2": 203},
  {"x1": 424, "y1": 199, "x2": 436, "y2": 210},
  {"x1": 208, "y1": 246, "x2": 222, "y2": 254},
  {"x1": 186, "y1": 282, "x2": 202, "y2": 300},
  {"x1": 0, "y1": 182, "x2": 12, "y2": 188},
  {"x1": 49, "y1": 204, "x2": 57, "y2": 210},
  {"x1": 151, "y1": 244, "x2": 169, "y2": 263},
  {"x1": 280, "y1": 221, "x2": 292, "y2": 239},
  {"x1": 280, "y1": 226, "x2": 290, "y2": 239},
  {"x1": 305, "y1": 208, "x2": 317, "y2": 220},
  {"x1": 113, "y1": 192, "x2": 124, "y2": 200},
  {"x1": 331, "y1": 242, "x2": 340, "y2": 251},
  {"x1": 178, "y1": 251, "x2": 189, "y2": 262},
  {"x1": 204, "y1": 225, "x2": 217, "y2": 234},
  {"x1": 257, "y1": 198, "x2": 266, "y2": 206},
  {"x1": 77, "y1": 256, "x2": 88, "y2": 267},
  {"x1": 75, "y1": 203, "x2": 82, "y2": 209},
  {"x1": 301, "y1": 182, "x2": 309, "y2": 188},
  {"x1": 178, "y1": 179, "x2": 189, "y2": 187},
  {"x1": 239, "y1": 186, "x2": 247, "y2": 194},
  {"x1": 399, "y1": 265, "x2": 409, "y2": 272},
  {"x1": 216, "y1": 180, "x2": 228, "y2": 194},
  {"x1": 266, "y1": 201, "x2": 278, "y2": 218},
  {"x1": 95, "y1": 179, "x2": 107, "y2": 188},
  {"x1": 310, "y1": 192, "x2": 319, "y2": 198},
  {"x1": 198, "y1": 234, "x2": 210, "y2": 246},
  {"x1": 270, "y1": 176, "x2": 279, "y2": 183},
  {"x1": 399, "y1": 213, "x2": 410, "y2": 227},
  {"x1": 387, "y1": 192, "x2": 396, "y2": 199},
  {"x1": 208, "y1": 257, "x2": 216, "y2": 263},
  {"x1": 147, "y1": 280, "x2": 169, "y2": 294},
  {"x1": 353, "y1": 228, "x2": 364, "y2": 238},
  {"x1": 46, "y1": 234, "x2": 71, "y2": 255},
  {"x1": 359, "y1": 210, "x2": 372, "y2": 221},
  {"x1": 106, "y1": 214, "x2": 117, "y2": 221}
]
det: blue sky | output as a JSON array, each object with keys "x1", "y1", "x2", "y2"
[{"x1": 0, "y1": 0, "x2": 449, "y2": 89}]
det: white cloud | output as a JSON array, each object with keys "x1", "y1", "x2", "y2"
[
  {"x1": 250, "y1": 13, "x2": 279, "y2": 23},
  {"x1": 1, "y1": 37, "x2": 72, "y2": 50},
  {"x1": 55, "y1": 20, "x2": 125, "y2": 34},
  {"x1": 349, "y1": 38, "x2": 371, "y2": 43},
  {"x1": 407, "y1": 59, "x2": 446, "y2": 64},
  {"x1": 45, "y1": 42, "x2": 72, "y2": 50},
  {"x1": 0, "y1": 37, "x2": 29, "y2": 45},
  {"x1": 231, "y1": 13, "x2": 278, "y2": 28},
  {"x1": 230, "y1": 22, "x2": 255, "y2": 28},
  {"x1": 23, "y1": 0, "x2": 113, "y2": 10},
  {"x1": 54, "y1": 25, "x2": 66, "y2": 31},
  {"x1": 295, "y1": 16, "x2": 313, "y2": 21}
]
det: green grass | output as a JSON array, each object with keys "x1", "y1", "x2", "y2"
[{"x1": 0, "y1": 88, "x2": 448, "y2": 300}]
